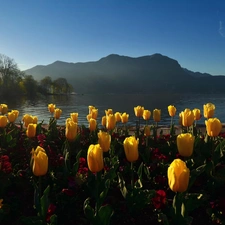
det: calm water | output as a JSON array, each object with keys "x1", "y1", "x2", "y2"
[{"x1": 1, "y1": 93, "x2": 225, "y2": 126}]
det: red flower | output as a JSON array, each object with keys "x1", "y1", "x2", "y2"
[
  {"x1": 0, "y1": 155, "x2": 12, "y2": 173},
  {"x1": 62, "y1": 188, "x2": 75, "y2": 196},
  {"x1": 46, "y1": 203, "x2": 56, "y2": 222},
  {"x1": 152, "y1": 190, "x2": 167, "y2": 209}
]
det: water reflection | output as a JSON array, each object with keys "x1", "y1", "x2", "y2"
[{"x1": 1, "y1": 93, "x2": 225, "y2": 126}]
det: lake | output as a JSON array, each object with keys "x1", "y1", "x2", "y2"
[{"x1": 1, "y1": 93, "x2": 225, "y2": 126}]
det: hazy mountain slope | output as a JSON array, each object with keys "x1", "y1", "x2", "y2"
[{"x1": 24, "y1": 53, "x2": 225, "y2": 94}]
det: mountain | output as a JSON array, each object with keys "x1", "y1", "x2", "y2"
[{"x1": 24, "y1": 53, "x2": 225, "y2": 94}]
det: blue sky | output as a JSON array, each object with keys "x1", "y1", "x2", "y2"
[{"x1": 0, "y1": 0, "x2": 225, "y2": 75}]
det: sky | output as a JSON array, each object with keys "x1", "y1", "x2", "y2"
[{"x1": 0, "y1": 0, "x2": 225, "y2": 75}]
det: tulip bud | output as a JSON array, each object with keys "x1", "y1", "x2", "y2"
[
  {"x1": 134, "y1": 106, "x2": 144, "y2": 118},
  {"x1": 177, "y1": 133, "x2": 195, "y2": 157},
  {"x1": 23, "y1": 114, "x2": 34, "y2": 127},
  {"x1": 144, "y1": 125, "x2": 151, "y2": 136},
  {"x1": 89, "y1": 118, "x2": 97, "y2": 132},
  {"x1": 123, "y1": 136, "x2": 139, "y2": 162},
  {"x1": 106, "y1": 114, "x2": 116, "y2": 130},
  {"x1": 181, "y1": 109, "x2": 194, "y2": 127},
  {"x1": 70, "y1": 112, "x2": 78, "y2": 123},
  {"x1": 105, "y1": 109, "x2": 113, "y2": 116},
  {"x1": 48, "y1": 104, "x2": 56, "y2": 113},
  {"x1": 203, "y1": 103, "x2": 215, "y2": 119},
  {"x1": 121, "y1": 113, "x2": 129, "y2": 124},
  {"x1": 167, "y1": 159, "x2": 190, "y2": 192},
  {"x1": 26, "y1": 123, "x2": 37, "y2": 138},
  {"x1": 87, "y1": 114, "x2": 92, "y2": 122},
  {"x1": 101, "y1": 116, "x2": 106, "y2": 127},
  {"x1": 98, "y1": 130, "x2": 111, "y2": 152},
  {"x1": 192, "y1": 108, "x2": 201, "y2": 121},
  {"x1": 115, "y1": 112, "x2": 121, "y2": 122},
  {"x1": 0, "y1": 115, "x2": 8, "y2": 128},
  {"x1": 168, "y1": 105, "x2": 176, "y2": 117},
  {"x1": 32, "y1": 116, "x2": 38, "y2": 124},
  {"x1": 31, "y1": 146, "x2": 48, "y2": 176},
  {"x1": 143, "y1": 110, "x2": 151, "y2": 120},
  {"x1": 91, "y1": 108, "x2": 98, "y2": 120},
  {"x1": 153, "y1": 109, "x2": 161, "y2": 122},
  {"x1": 8, "y1": 110, "x2": 19, "y2": 123},
  {"x1": 87, "y1": 144, "x2": 104, "y2": 173},
  {"x1": 89, "y1": 105, "x2": 95, "y2": 114},
  {"x1": 54, "y1": 108, "x2": 62, "y2": 119},
  {"x1": 66, "y1": 120, "x2": 77, "y2": 141},
  {"x1": 205, "y1": 118, "x2": 222, "y2": 137},
  {"x1": 0, "y1": 104, "x2": 8, "y2": 115}
]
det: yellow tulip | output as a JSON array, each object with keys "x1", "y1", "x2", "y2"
[
  {"x1": 48, "y1": 104, "x2": 56, "y2": 113},
  {"x1": 91, "y1": 108, "x2": 98, "y2": 120},
  {"x1": 23, "y1": 114, "x2": 34, "y2": 127},
  {"x1": 177, "y1": 133, "x2": 195, "y2": 157},
  {"x1": 167, "y1": 159, "x2": 190, "y2": 192},
  {"x1": 123, "y1": 136, "x2": 139, "y2": 162},
  {"x1": 115, "y1": 112, "x2": 122, "y2": 122},
  {"x1": 105, "y1": 109, "x2": 113, "y2": 116},
  {"x1": 144, "y1": 125, "x2": 151, "y2": 137},
  {"x1": 87, "y1": 114, "x2": 92, "y2": 122},
  {"x1": 0, "y1": 104, "x2": 8, "y2": 115},
  {"x1": 54, "y1": 108, "x2": 62, "y2": 119},
  {"x1": 121, "y1": 113, "x2": 129, "y2": 124},
  {"x1": 89, "y1": 105, "x2": 95, "y2": 114},
  {"x1": 181, "y1": 109, "x2": 194, "y2": 127},
  {"x1": 98, "y1": 130, "x2": 111, "y2": 152},
  {"x1": 70, "y1": 112, "x2": 78, "y2": 123},
  {"x1": 89, "y1": 118, "x2": 97, "y2": 132},
  {"x1": 33, "y1": 116, "x2": 38, "y2": 124},
  {"x1": 26, "y1": 123, "x2": 37, "y2": 138},
  {"x1": 143, "y1": 110, "x2": 151, "y2": 120},
  {"x1": 65, "y1": 120, "x2": 77, "y2": 141},
  {"x1": 106, "y1": 114, "x2": 116, "y2": 130},
  {"x1": 153, "y1": 109, "x2": 161, "y2": 122},
  {"x1": 168, "y1": 105, "x2": 176, "y2": 117},
  {"x1": 8, "y1": 110, "x2": 19, "y2": 123},
  {"x1": 205, "y1": 118, "x2": 222, "y2": 137},
  {"x1": 87, "y1": 144, "x2": 104, "y2": 173},
  {"x1": 179, "y1": 112, "x2": 182, "y2": 126},
  {"x1": 192, "y1": 108, "x2": 201, "y2": 121},
  {"x1": 203, "y1": 103, "x2": 215, "y2": 119},
  {"x1": 101, "y1": 116, "x2": 106, "y2": 127},
  {"x1": 0, "y1": 116, "x2": 8, "y2": 128},
  {"x1": 134, "y1": 105, "x2": 144, "y2": 118},
  {"x1": 31, "y1": 146, "x2": 48, "y2": 176}
]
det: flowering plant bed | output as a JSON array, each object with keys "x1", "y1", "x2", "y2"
[{"x1": 0, "y1": 103, "x2": 225, "y2": 225}]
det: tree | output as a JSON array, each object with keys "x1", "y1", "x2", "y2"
[
  {"x1": 39, "y1": 76, "x2": 53, "y2": 94},
  {"x1": 0, "y1": 54, "x2": 24, "y2": 95},
  {"x1": 52, "y1": 78, "x2": 73, "y2": 94},
  {"x1": 22, "y1": 75, "x2": 38, "y2": 97}
]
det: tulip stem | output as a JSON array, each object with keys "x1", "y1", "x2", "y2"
[
  {"x1": 131, "y1": 162, "x2": 134, "y2": 190},
  {"x1": 95, "y1": 171, "x2": 101, "y2": 213},
  {"x1": 173, "y1": 192, "x2": 184, "y2": 224}
]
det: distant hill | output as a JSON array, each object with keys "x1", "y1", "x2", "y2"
[{"x1": 24, "y1": 53, "x2": 225, "y2": 94}]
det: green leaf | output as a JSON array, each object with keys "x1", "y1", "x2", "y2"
[
  {"x1": 137, "y1": 162, "x2": 143, "y2": 180},
  {"x1": 40, "y1": 185, "x2": 50, "y2": 220},
  {"x1": 72, "y1": 150, "x2": 82, "y2": 175},
  {"x1": 98, "y1": 205, "x2": 114, "y2": 225},
  {"x1": 99, "y1": 179, "x2": 111, "y2": 207},
  {"x1": 117, "y1": 172, "x2": 127, "y2": 199},
  {"x1": 50, "y1": 214, "x2": 58, "y2": 225},
  {"x1": 83, "y1": 198, "x2": 95, "y2": 224}
]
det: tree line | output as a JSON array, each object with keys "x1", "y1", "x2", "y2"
[{"x1": 0, "y1": 54, "x2": 74, "y2": 98}]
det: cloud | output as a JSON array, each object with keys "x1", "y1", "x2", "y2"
[{"x1": 219, "y1": 21, "x2": 225, "y2": 38}]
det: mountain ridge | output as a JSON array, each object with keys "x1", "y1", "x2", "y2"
[{"x1": 24, "y1": 53, "x2": 225, "y2": 94}]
